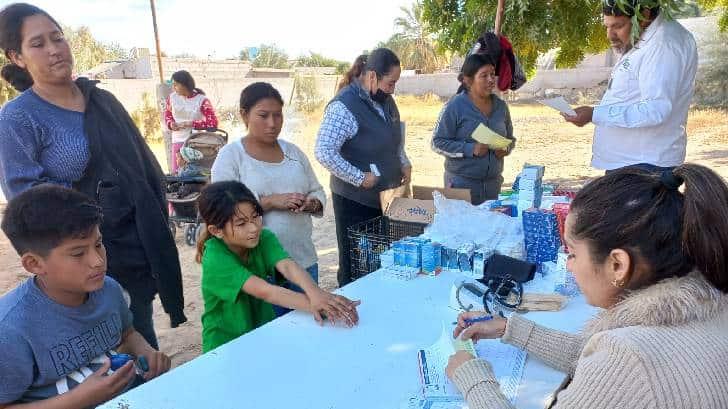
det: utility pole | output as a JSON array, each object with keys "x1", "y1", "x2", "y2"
[
  {"x1": 150, "y1": 0, "x2": 164, "y2": 83},
  {"x1": 149, "y1": 0, "x2": 173, "y2": 172},
  {"x1": 494, "y1": 0, "x2": 505, "y2": 35}
]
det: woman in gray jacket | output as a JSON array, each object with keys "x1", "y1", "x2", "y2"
[
  {"x1": 431, "y1": 54, "x2": 514, "y2": 205},
  {"x1": 446, "y1": 164, "x2": 728, "y2": 409}
]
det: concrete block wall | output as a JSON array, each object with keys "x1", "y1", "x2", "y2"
[
  {"x1": 97, "y1": 75, "x2": 342, "y2": 117},
  {"x1": 393, "y1": 68, "x2": 612, "y2": 100}
]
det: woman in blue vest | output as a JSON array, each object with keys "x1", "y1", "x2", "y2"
[
  {"x1": 315, "y1": 48, "x2": 411, "y2": 287},
  {"x1": 431, "y1": 53, "x2": 515, "y2": 205}
]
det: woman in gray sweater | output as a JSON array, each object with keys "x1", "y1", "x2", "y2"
[
  {"x1": 446, "y1": 164, "x2": 728, "y2": 408},
  {"x1": 431, "y1": 54, "x2": 514, "y2": 205}
]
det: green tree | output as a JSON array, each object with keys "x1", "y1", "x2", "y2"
[
  {"x1": 0, "y1": 54, "x2": 17, "y2": 105},
  {"x1": 422, "y1": 0, "x2": 728, "y2": 74},
  {"x1": 104, "y1": 42, "x2": 128, "y2": 60},
  {"x1": 238, "y1": 48, "x2": 250, "y2": 61},
  {"x1": 293, "y1": 75, "x2": 325, "y2": 113},
  {"x1": 296, "y1": 52, "x2": 349, "y2": 74},
  {"x1": 693, "y1": 27, "x2": 728, "y2": 106},
  {"x1": 64, "y1": 25, "x2": 109, "y2": 72},
  {"x1": 131, "y1": 92, "x2": 162, "y2": 142},
  {"x1": 251, "y1": 44, "x2": 291, "y2": 69},
  {"x1": 383, "y1": 2, "x2": 449, "y2": 73},
  {"x1": 1, "y1": 26, "x2": 124, "y2": 105}
]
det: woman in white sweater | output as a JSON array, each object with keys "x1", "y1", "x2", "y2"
[
  {"x1": 165, "y1": 70, "x2": 218, "y2": 173},
  {"x1": 447, "y1": 164, "x2": 728, "y2": 409},
  {"x1": 211, "y1": 82, "x2": 325, "y2": 315}
]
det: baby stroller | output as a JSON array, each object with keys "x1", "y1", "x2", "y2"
[{"x1": 166, "y1": 128, "x2": 228, "y2": 246}]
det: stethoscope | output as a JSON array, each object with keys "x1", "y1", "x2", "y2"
[{"x1": 455, "y1": 278, "x2": 523, "y2": 314}]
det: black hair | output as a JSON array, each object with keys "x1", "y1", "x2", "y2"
[
  {"x1": 195, "y1": 181, "x2": 264, "y2": 262},
  {"x1": 569, "y1": 164, "x2": 728, "y2": 293},
  {"x1": 457, "y1": 53, "x2": 497, "y2": 94},
  {"x1": 338, "y1": 48, "x2": 400, "y2": 92},
  {"x1": 239, "y1": 82, "x2": 284, "y2": 114},
  {"x1": 0, "y1": 3, "x2": 63, "y2": 91},
  {"x1": 1, "y1": 184, "x2": 103, "y2": 257},
  {"x1": 603, "y1": 0, "x2": 660, "y2": 19},
  {"x1": 338, "y1": 54, "x2": 367, "y2": 92},
  {"x1": 171, "y1": 70, "x2": 204, "y2": 95}
]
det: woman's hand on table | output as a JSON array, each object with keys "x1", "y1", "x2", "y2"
[
  {"x1": 453, "y1": 311, "x2": 507, "y2": 342},
  {"x1": 446, "y1": 350, "x2": 476, "y2": 380},
  {"x1": 308, "y1": 290, "x2": 361, "y2": 327},
  {"x1": 473, "y1": 143, "x2": 490, "y2": 157}
]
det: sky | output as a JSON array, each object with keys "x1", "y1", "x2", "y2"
[{"x1": 0, "y1": 0, "x2": 414, "y2": 62}]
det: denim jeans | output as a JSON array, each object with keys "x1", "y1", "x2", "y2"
[
  {"x1": 273, "y1": 264, "x2": 319, "y2": 317},
  {"x1": 444, "y1": 171, "x2": 504, "y2": 206},
  {"x1": 332, "y1": 193, "x2": 383, "y2": 286}
]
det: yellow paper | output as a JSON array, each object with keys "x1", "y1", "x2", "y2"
[
  {"x1": 471, "y1": 123, "x2": 513, "y2": 150},
  {"x1": 452, "y1": 337, "x2": 476, "y2": 355}
]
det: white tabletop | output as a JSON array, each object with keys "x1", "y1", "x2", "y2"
[{"x1": 101, "y1": 269, "x2": 598, "y2": 409}]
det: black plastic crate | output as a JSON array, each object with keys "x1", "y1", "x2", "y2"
[{"x1": 347, "y1": 216, "x2": 426, "y2": 280}]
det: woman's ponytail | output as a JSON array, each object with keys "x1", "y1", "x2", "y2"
[
  {"x1": 674, "y1": 164, "x2": 728, "y2": 292},
  {"x1": 195, "y1": 228, "x2": 212, "y2": 264},
  {"x1": 456, "y1": 72, "x2": 466, "y2": 94},
  {"x1": 338, "y1": 54, "x2": 367, "y2": 92},
  {"x1": 1, "y1": 63, "x2": 33, "y2": 91}
]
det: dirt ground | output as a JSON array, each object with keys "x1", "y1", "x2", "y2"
[{"x1": 1, "y1": 97, "x2": 726, "y2": 367}]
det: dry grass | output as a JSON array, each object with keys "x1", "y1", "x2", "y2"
[
  {"x1": 150, "y1": 97, "x2": 728, "y2": 187},
  {"x1": 687, "y1": 108, "x2": 728, "y2": 144}
]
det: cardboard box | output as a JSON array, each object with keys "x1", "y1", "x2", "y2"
[{"x1": 380, "y1": 185, "x2": 471, "y2": 224}]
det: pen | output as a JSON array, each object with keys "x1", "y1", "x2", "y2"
[
  {"x1": 464, "y1": 315, "x2": 493, "y2": 326},
  {"x1": 452, "y1": 315, "x2": 494, "y2": 326}
]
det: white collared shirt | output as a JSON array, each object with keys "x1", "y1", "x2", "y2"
[{"x1": 591, "y1": 14, "x2": 698, "y2": 170}]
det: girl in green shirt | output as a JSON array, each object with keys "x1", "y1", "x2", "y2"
[{"x1": 196, "y1": 181, "x2": 361, "y2": 352}]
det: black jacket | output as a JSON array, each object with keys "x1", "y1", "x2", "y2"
[{"x1": 73, "y1": 78, "x2": 187, "y2": 327}]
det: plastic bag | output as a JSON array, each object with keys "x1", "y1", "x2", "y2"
[{"x1": 424, "y1": 192, "x2": 526, "y2": 260}]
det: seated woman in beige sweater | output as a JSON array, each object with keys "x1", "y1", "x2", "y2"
[{"x1": 446, "y1": 163, "x2": 728, "y2": 409}]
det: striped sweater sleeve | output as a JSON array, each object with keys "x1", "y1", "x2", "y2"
[{"x1": 314, "y1": 101, "x2": 364, "y2": 187}]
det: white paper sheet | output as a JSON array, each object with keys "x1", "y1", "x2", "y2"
[
  {"x1": 416, "y1": 326, "x2": 527, "y2": 405},
  {"x1": 418, "y1": 327, "x2": 463, "y2": 399},
  {"x1": 538, "y1": 96, "x2": 577, "y2": 116},
  {"x1": 475, "y1": 340, "x2": 528, "y2": 403},
  {"x1": 402, "y1": 396, "x2": 468, "y2": 409}
]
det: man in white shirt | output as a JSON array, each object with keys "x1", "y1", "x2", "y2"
[{"x1": 564, "y1": 0, "x2": 698, "y2": 172}]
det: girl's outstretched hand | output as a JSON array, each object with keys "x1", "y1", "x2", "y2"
[{"x1": 309, "y1": 290, "x2": 361, "y2": 327}]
